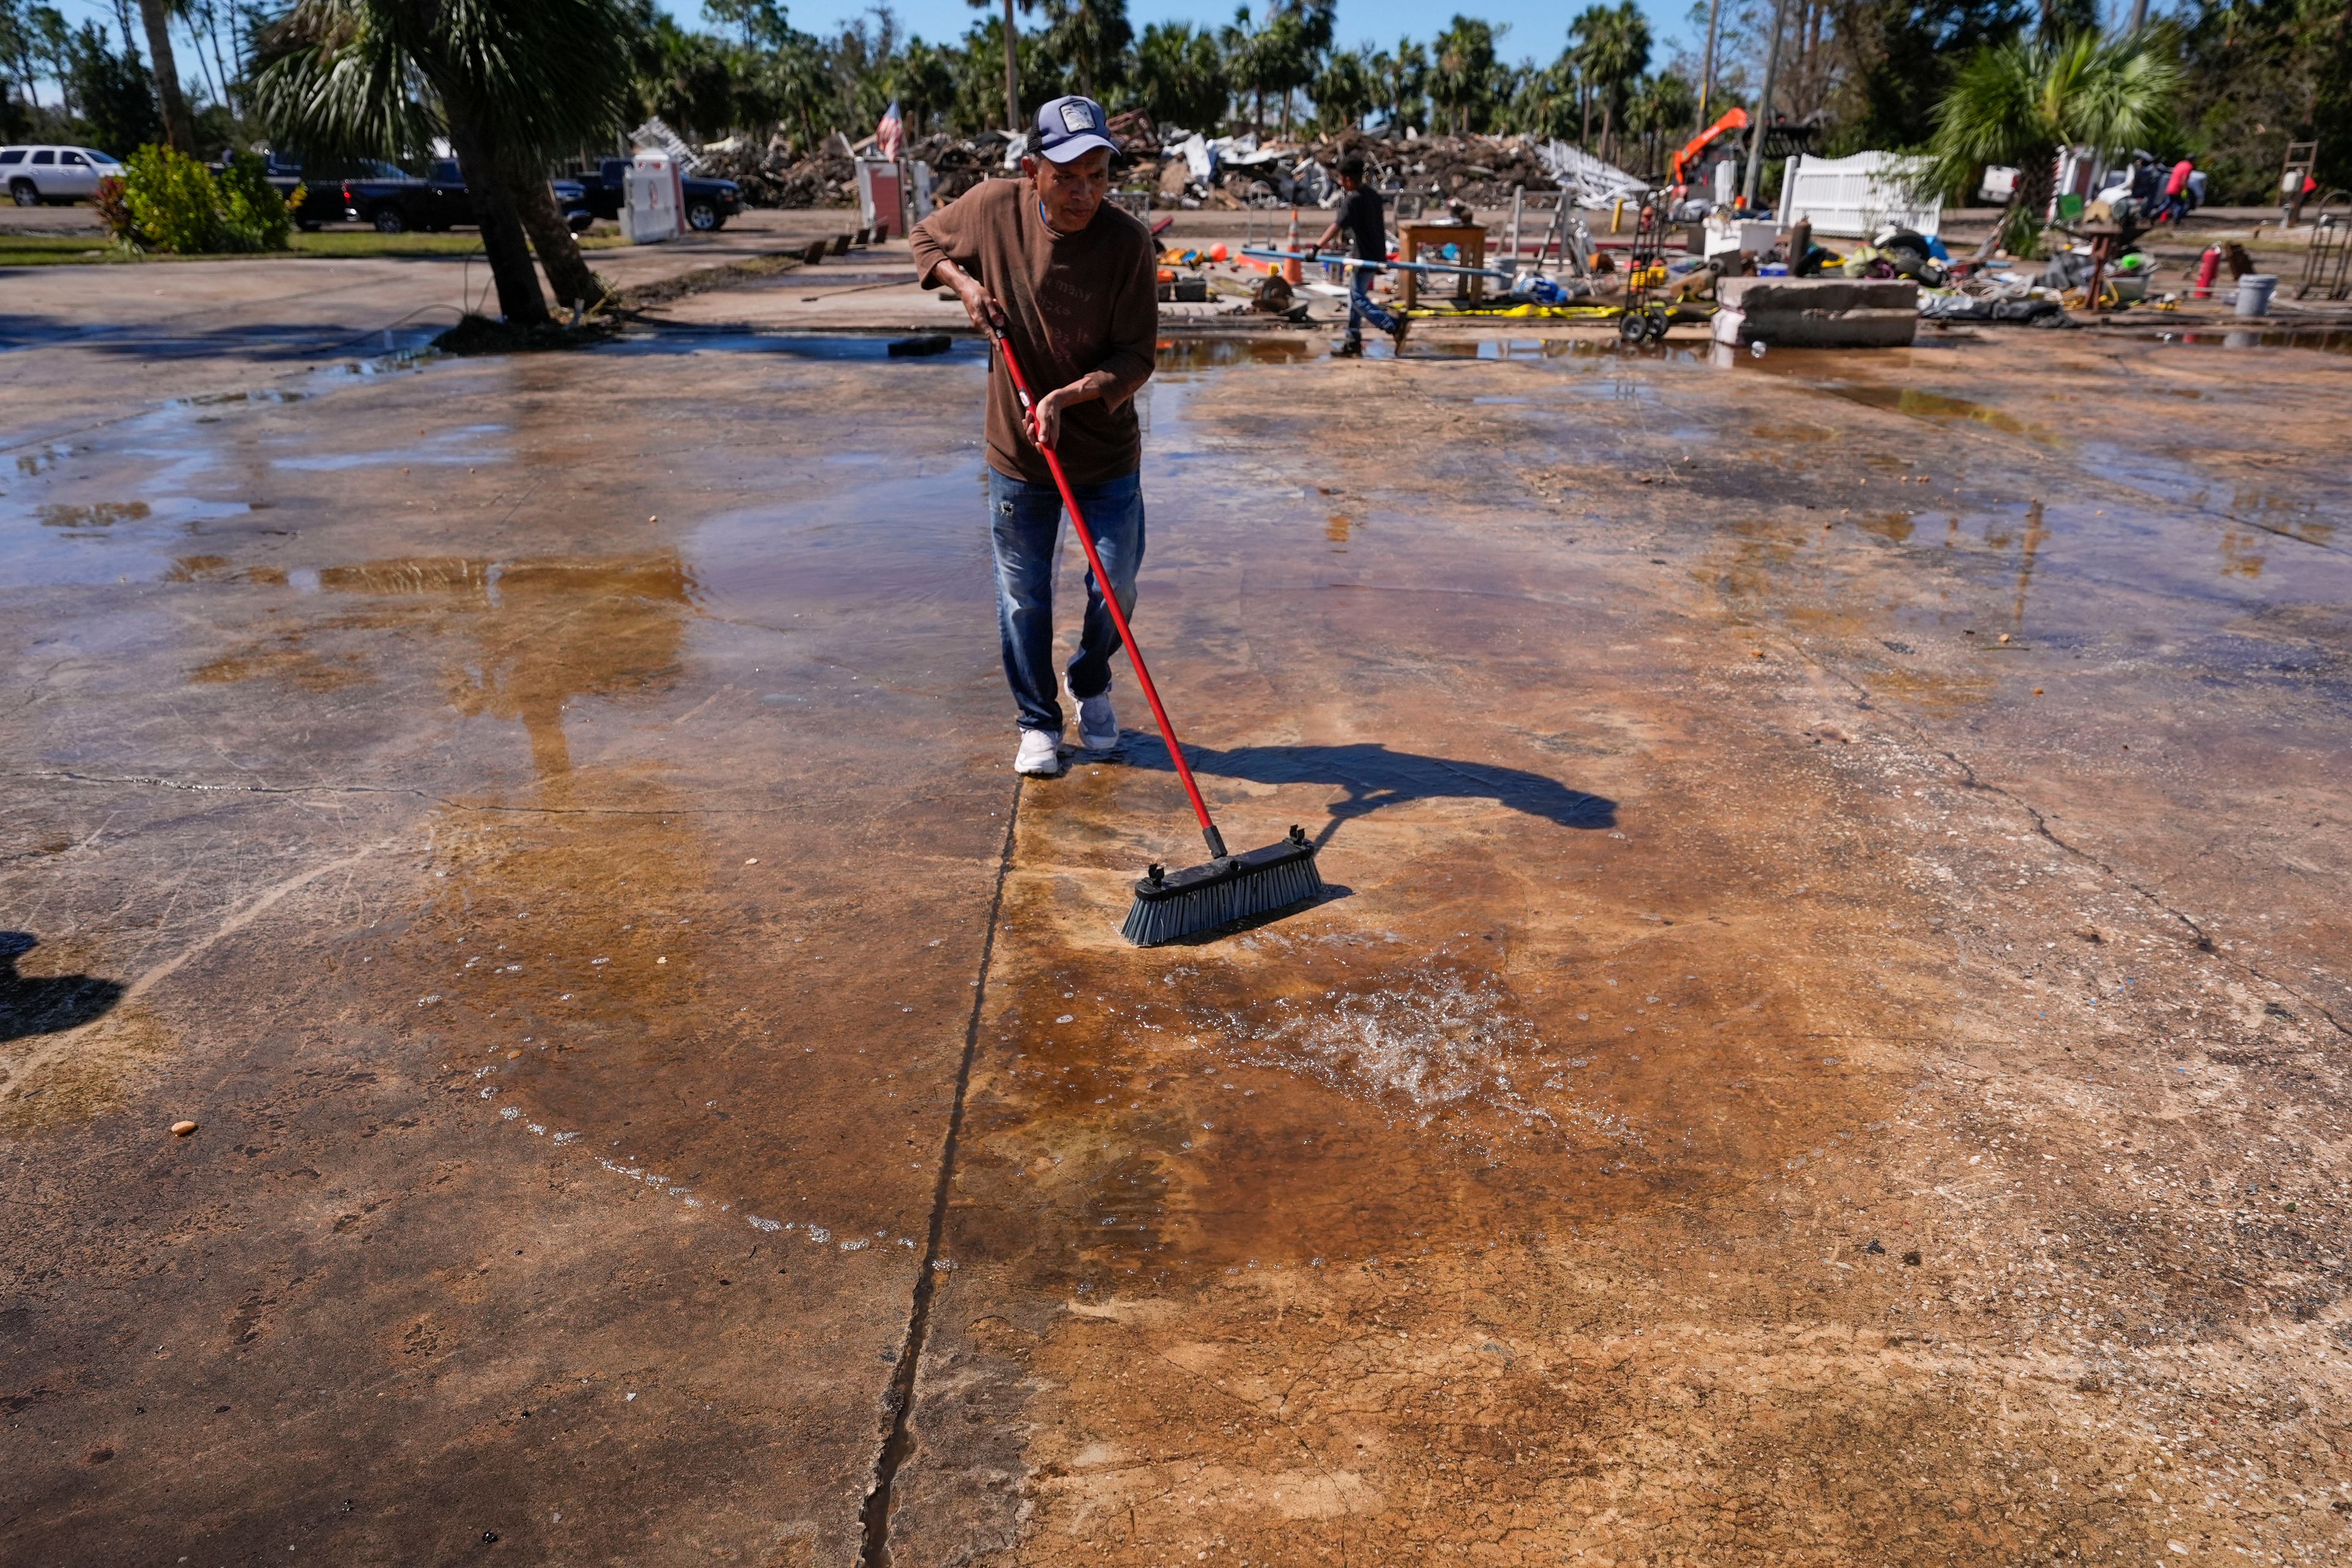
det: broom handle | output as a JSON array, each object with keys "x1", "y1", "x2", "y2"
[{"x1": 988, "y1": 326, "x2": 1228, "y2": 860}]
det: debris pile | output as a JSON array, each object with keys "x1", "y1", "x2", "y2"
[
  {"x1": 690, "y1": 124, "x2": 1643, "y2": 214},
  {"x1": 1126, "y1": 129, "x2": 1646, "y2": 212}
]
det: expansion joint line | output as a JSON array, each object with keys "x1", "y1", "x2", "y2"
[
  {"x1": 858, "y1": 775, "x2": 1023, "y2": 1568},
  {"x1": 18, "y1": 770, "x2": 781, "y2": 818}
]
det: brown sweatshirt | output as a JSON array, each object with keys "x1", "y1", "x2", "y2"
[{"x1": 910, "y1": 178, "x2": 1158, "y2": 486}]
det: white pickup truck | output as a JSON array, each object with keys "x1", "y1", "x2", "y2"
[{"x1": 2, "y1": 144, "x2": 126, "y2": 205}]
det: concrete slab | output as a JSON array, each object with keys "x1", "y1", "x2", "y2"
[
  {"x1": 0, "y1": 210, "x2": 831, "y2": 447},
  {"x1": 1715, "y1": 277, "x2": 1921, "y2": 348},
  {"x1": 5, "y1": 298, "x2": 2350, "y2": 1567}
]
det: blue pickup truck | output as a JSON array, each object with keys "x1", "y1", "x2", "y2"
[{"x1": 568, "y1": 158, "x2": 744, "y2": 232}]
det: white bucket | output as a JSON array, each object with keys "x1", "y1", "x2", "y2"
[{"x1": 2234, "y1": 273, "x2": 2278, "y2": 318}]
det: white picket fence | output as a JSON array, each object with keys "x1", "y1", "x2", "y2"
[{"x1": 1777, "y1": 151, "x2": 1941, "y2": 238}]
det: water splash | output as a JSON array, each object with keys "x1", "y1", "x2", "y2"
[{"x1": 1204, "y1": 963, "x2": 1627, "y2": 1145}]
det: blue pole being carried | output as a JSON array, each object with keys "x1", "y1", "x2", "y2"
[{"x1": 1237, "y1": 244, "x2": 1519, "y2": 283}]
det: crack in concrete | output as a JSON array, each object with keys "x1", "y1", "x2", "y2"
[
  {"x1": 1800, "y1": 661, "x2": 2350, "y2": 1042},
  {"x1": 1926, "y1": 745, "x2": 2349, "y2": 1039},
  {"x1": 858, "y1": 774, "x2": 1023, "y2": 1568}
]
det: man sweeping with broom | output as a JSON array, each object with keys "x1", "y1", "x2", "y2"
[
  {"x1": 911, "y1": 96, "x2": 1325, "y2": 946},
  {"x1": 911, "y1": 94, "x2": 1158, "y2": 780}
]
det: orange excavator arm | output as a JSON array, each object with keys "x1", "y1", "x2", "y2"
[{"x1": 1670, "y1": 107, "x2": 1751, "y2": 187}]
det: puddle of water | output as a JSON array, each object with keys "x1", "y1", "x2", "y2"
[
  {"x1": 1812, "y1": 382, "x2": 2054, "y2": 441},
  {"x1": 597, "y1": 331, "x2": 993, "y2": 363},
  {"x1": 2157, "y1": 326, "x2": 2352, "y2": 354},
  {"x1": 271, "y1": 422, "x2": 506, "y2": 472},
  {"x1": 169, "y1": 388, "x2": 307, "y2": 409},
  {"x1": 37, "y1": 501, "x2": 152, "y2": 531},
  {"x1": 1152, "y1": 336, "x2": 1322, "y2": 372},
  {"x1": 318, "y1": 337, "x2": 445, "y2": 377}
]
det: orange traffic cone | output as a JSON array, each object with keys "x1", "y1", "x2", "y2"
[{"x1": 1284, "y1": 209, "x2": 1302, "y2": 285}]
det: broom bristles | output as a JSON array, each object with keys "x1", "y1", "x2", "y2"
[{"x1": 1121, "y1": 834, "x2": 1324, "y2": 946}]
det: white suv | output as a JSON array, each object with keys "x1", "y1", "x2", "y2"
[{"x1": 1, "y1": 145, "x2": 126, "y2": 205}]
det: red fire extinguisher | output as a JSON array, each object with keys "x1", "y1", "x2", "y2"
[{"x1": 2193, "y1": 245, "x2": 2222, "y2": 300}]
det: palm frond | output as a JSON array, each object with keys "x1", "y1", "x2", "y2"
[
  {"x1": 1923, "y1": 38, "x2": 2045, "y2": 200},
  {"x1": 251, "y1": 0, "x2": 635, "y2": 167},
  {"x1": 249, "y1": 0, "x2": 443, "y2": 160}
]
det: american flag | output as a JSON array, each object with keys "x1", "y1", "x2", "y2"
[{"x1": 875, "y1": 100, "x2": 903, "y2": 161}]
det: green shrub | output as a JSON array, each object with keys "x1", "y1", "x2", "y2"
[
  {"x1": 121, "y1": 144, "x2": 221, "y2": 252},
  {"x1": 214, "y1": 153, "x2": 296, "y2": 252},
  {"x1": 115, "y1": 145, "x2": 295, "y2": 254}
]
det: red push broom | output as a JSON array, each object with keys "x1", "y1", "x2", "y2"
[{"x1": 986, "y1": 322, "x2": 1322, "y2": 946}]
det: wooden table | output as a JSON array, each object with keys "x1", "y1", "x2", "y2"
[{"x1": 1396, "y1": 223, "x2": 1488, "y2": 309}]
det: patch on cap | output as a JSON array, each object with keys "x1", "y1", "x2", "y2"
[{"x1": 1060, "y1": 102, "x2": 1095, "y2": 133}]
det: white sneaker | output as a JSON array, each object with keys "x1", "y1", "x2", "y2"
[
  {"x1": 1068, "y1": 680, "x2": 1118, "y2": 750},
  {"x1": 1014, "y1": 728, "x2": 1064, "y2": 775}
]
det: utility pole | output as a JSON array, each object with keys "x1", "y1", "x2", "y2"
[
  {"x1": 1003, "y1": 0, "x2": 1020, "y2": 134},
  {"x1": 1696, "y1": 0, "x2": 1723, "y2": 130},
  {"x1": 1741, "y1": 0, "x2": 1789, "y2": 209}
]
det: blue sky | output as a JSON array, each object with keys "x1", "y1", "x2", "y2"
[
  {"x1": 688, "y1": 0, "x2": 1709, "y2": 65},
  {"x1": 37, "y1": 0, "x2": 1713, "y2": 98}
]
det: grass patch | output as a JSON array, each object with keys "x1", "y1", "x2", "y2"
[{"x1": 0, "y1": 228, "x2": 632, "y2": 268}]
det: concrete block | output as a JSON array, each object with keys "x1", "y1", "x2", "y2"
[
  {"x1": 1717, "y1": 277, "x2": 1920, "y2": 315},
  {"x1": 1713, "y1": 306, "x2": 1919, "y2": 349},
  {"x1": 1712, "y1": 277, "x2": 1919, "y2": 349}
]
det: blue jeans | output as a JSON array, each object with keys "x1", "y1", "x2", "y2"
[
  {"x1": 1345, "y1": 267, "x2": 1400, "y2": 342},
  {"x1": 989, "y1": 466, "x2": 1145, "y2": 735}
]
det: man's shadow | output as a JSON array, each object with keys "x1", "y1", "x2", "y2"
[
  {"x1": 1, "y1": 933, "x2": 124, "y2": 1044},
  {"x1": 1115, "y1": 739, "x2": 1617, "y2": 849}
]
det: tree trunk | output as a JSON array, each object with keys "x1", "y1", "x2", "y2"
[
  {"x1": 135, "y1": 0, "x2": 197, "y2": 154},
  {"x1": 510, "y1": 170, "x2": 605, "y2": 312},
  {"x1": 2006, "y1": 143, "x2": 2057, "y2": 256},
  {"x1": 1001, "y1": 0, "x2": 1019, "y2": 131},
  {"x1": 444, "y1": 108, "x2": 548, "y2": 325},
  {"x1": 205, "y1": 7, "x2": 238, "y2": 114}
]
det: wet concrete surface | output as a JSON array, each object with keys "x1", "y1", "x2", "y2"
[
  {"x1": 4, "y1": 322, "x2": 2350, "y2": 1566},
  {"x1": 0, "y1": 210, "x2": 842, "y2": 448}
]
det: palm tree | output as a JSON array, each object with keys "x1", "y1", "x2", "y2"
[
  {"x1": 132, "y1": 0, "x2": 195, "y2": 151},
  {"x1": 1630, "y1": 69, "x2": 1694, "y2": 176},
  {"x1": 891, "y1": 37, "x2": 959, "y2": 135},
  {"x1": 1430, "y1": 14, "x2": 1499, "y2": 135},
  {"x1": 252, "y1": 0, "x2": 636, "y2": 323},
  {"x1": 1310, "y1": 43, "x2": 1373, "y2": 134},
  {"x1": 1924, "y1": 29, "x2": 2178, "y2": 257},
  {"x1": 1570, "y1": 1, "x2": 1648, "y2": 164},
  {"x1": 1505, "y1": 51, "x2": 1577, "y2": 141},
  {"x1": 1041, "y1": 0, "x2": 1130, "y2": 103},
  {"x1": 1134, "y1": 20, "x2": 1229, "y2": 132}
]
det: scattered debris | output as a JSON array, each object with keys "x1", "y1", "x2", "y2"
[{"x1": 170, "y1": 1119, "x2": 198, "y2": 1136}]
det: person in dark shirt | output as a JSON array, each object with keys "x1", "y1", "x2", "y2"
[
  {"x1": 1311, "y1": 154, "x2": 1409, "y2": 356},
  {"x1": 909, "y1": 95, "x2": 1158, "y2": 777}
]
